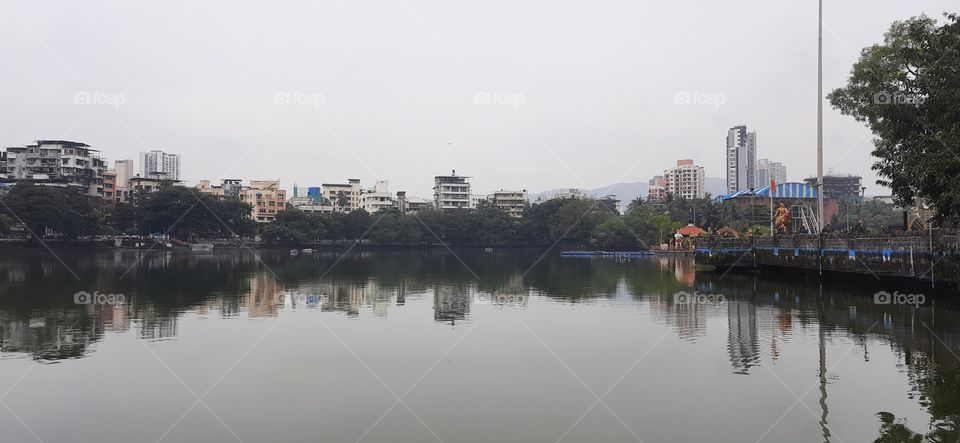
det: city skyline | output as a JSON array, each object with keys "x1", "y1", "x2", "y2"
[{"x1": 1, "y1": 1, "x2": 954, "y2": 199}]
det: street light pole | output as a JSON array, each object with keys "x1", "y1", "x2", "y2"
[{"x1": 816, "y1": 0, "x2": 825, "y2": 232}]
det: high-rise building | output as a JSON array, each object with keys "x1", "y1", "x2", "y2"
[
  {"x1": 756, "y1": 159, "x2": 787, "y2": 187},
  {"x1": 665, "y1": 159, "x2": 706, "y2": 199},
  {"x1": 114, "y1": 159, "x2": 134, "y2": 188},
  {"x1": 726, "y1": 125, "x2": 756, "y2": 193},
  {"x1": 139, "y1": 150, "x2": 181, "y2": 181},
  {"x1": 5, "y1": 140, "x2": 107, "y2": 197},
  {"x1": 434, "y1": 170, "x2": 471, "y2": 209},
  {"x1": 0, "y1": 151, "x2": 7, "y2": 180}
]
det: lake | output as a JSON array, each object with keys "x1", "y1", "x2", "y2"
[{"x1": 0, "y1": 248, "x2": 957, "y2": 442}]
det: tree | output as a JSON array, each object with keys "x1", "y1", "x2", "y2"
[
  {"x1": 1, "y1": 184, "x2": 100, "y2": 238},
  {"x1": 135, "y1": 187, "x2": 254, "y2": 239},
  {"x1": 0, "y1": 213, "x2": 13, "y2": 236},
  {"x1": 829, "y1": 13, "x2": 960, "y2": 218},
  {"x1": 107, "y1": 203, "x2": 138, "y2": 234}
]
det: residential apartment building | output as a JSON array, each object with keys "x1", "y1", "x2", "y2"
[
  {"x1": 0, "y1": 151, "x2": 7, "y2": 179},
  {"x1": 103, "y1": 171, "x2": 118, "y2": 208},
  {"x1": 396, "y1": 191, "x2": 433, "y2": 213},
  {"x1": 469, "y1": 194, "x2": 488, "y2": 209},
  {"x1": 360, "y1": 180, "x2": 394, "y2": 213},
  {"x1": 322, "y1": 179, "x2": 362, "y2": 212},
  {"x1": 5, "y1": 140, "x2": 107, "y2": 198},
  {"x1": 803, "y1": 174, "x2": 863, "y2": 200},
  {"x1": 197, "y1": 179, "x2": 244, "y2": 200},
  {"x1": 140, "y1": 150, "x2": 181, "y2": 181},
  {"x1": 490, "y1": 190, "x2": 528, "y2": 218},
  {"x1": 726, "y1": 125, "x2": 757, "y2": 193},
  {"x1": 114, "y1": 159, "x2": 134, "y2": 188},
  {"x1": 756, "y1": 159, "x2": 787, "y2": 187},
  {"x1": 665, "y1": 159, "x2": 706, "y2": 199},
  {"x1": 434, "y1": 171, "x2": 471, "y2": 209},
  {"x1": 241, "y1": 180, "x2": 286, "y2": 223},
  {"x1": 129, "y1": 173, "x2": 178, "y2": 204},
  {"x1": 647, "y1": 175, "x2": 668, "y2": 202}
]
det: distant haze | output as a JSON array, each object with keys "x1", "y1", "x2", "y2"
[{"x1": 1, "y1": 0, "x2": 952, "y2": 198}]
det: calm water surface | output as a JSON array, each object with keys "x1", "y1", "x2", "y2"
[{"x1": 0, "y1": 249, "x2": 958, "y2": 443}]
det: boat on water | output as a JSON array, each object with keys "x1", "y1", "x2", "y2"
[
  {"x1": 301, "y1": 248, "x2": 313, "y2": 253},
  {"x1": 290, "y1": 249, "x2": 299, "y2": 255}
]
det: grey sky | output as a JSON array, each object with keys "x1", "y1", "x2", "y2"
[{"x1": 1, "y1": 0, "x2": 954, "y2": 197}]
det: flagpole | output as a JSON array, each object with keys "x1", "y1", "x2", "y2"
[{"x1": 770, "y1": 185, "x2": 774, "y2": 234}]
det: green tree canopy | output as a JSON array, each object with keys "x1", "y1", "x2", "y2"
[{"x1": 829, "y1": 13, "x2": 960, "y2": 217}]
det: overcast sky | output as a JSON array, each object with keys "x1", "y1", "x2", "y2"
[{"x1": 1, "y1": 0, "x2": 954, "y2": 197}]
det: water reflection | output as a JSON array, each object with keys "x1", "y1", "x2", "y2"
[{"x1": 0, "y1": 249, "x2": 958, "y2": 440}]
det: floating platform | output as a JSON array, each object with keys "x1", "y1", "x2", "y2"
[{"x1": 560, "y1": 250, "x2": 655, "y2": 257}]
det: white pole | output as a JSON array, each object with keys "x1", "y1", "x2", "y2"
[{"x1": 817, "y1": 0, "x2": 825, "y2": 232}]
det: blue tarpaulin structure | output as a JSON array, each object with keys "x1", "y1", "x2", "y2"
[{"x1": 716, "y1": 182, "x2": 818, "y2": 202}]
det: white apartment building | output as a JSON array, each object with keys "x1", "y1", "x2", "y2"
[
  {"x1": 114, "y1": 159, "x2": 134, "y2": 189},
  {"x1": 665, "y1": 159, "x2": 706, "y2": 199},
  {"x1": 726, "y1": 125, "x2": 756, "y2": 193},
  {"x1": 490, "y1": 190, "x2": 528, "y2": 218},
  {"x1": 140, "y1": 150, "x2": 181, "y2": 181},
  {"x1": 434, "y1": 170, "x2": 471, "y2": 209},
  {"x1": 360, "y1": 180, "x2": 395, "y2": 213},
  {"x1": 5, "y1": 140, "x2": 107, "y2": 197},
  {"x1": 756, "y1": 159, "x2": 787, "y2": 187},
  {"x1": 469, "y1": 194, "x2": 487, "y2": 209},
  {"x1": 322, "y1": 179, "x2": 362, "y2": 212}
]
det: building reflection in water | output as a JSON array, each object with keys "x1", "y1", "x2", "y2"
[{"x1": 3, "y1": 249, "x2": 960, "y2": 438}]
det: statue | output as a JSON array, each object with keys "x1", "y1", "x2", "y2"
[{"x1": 774, "y1": 202, "x2": 791, "y2": 234}]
